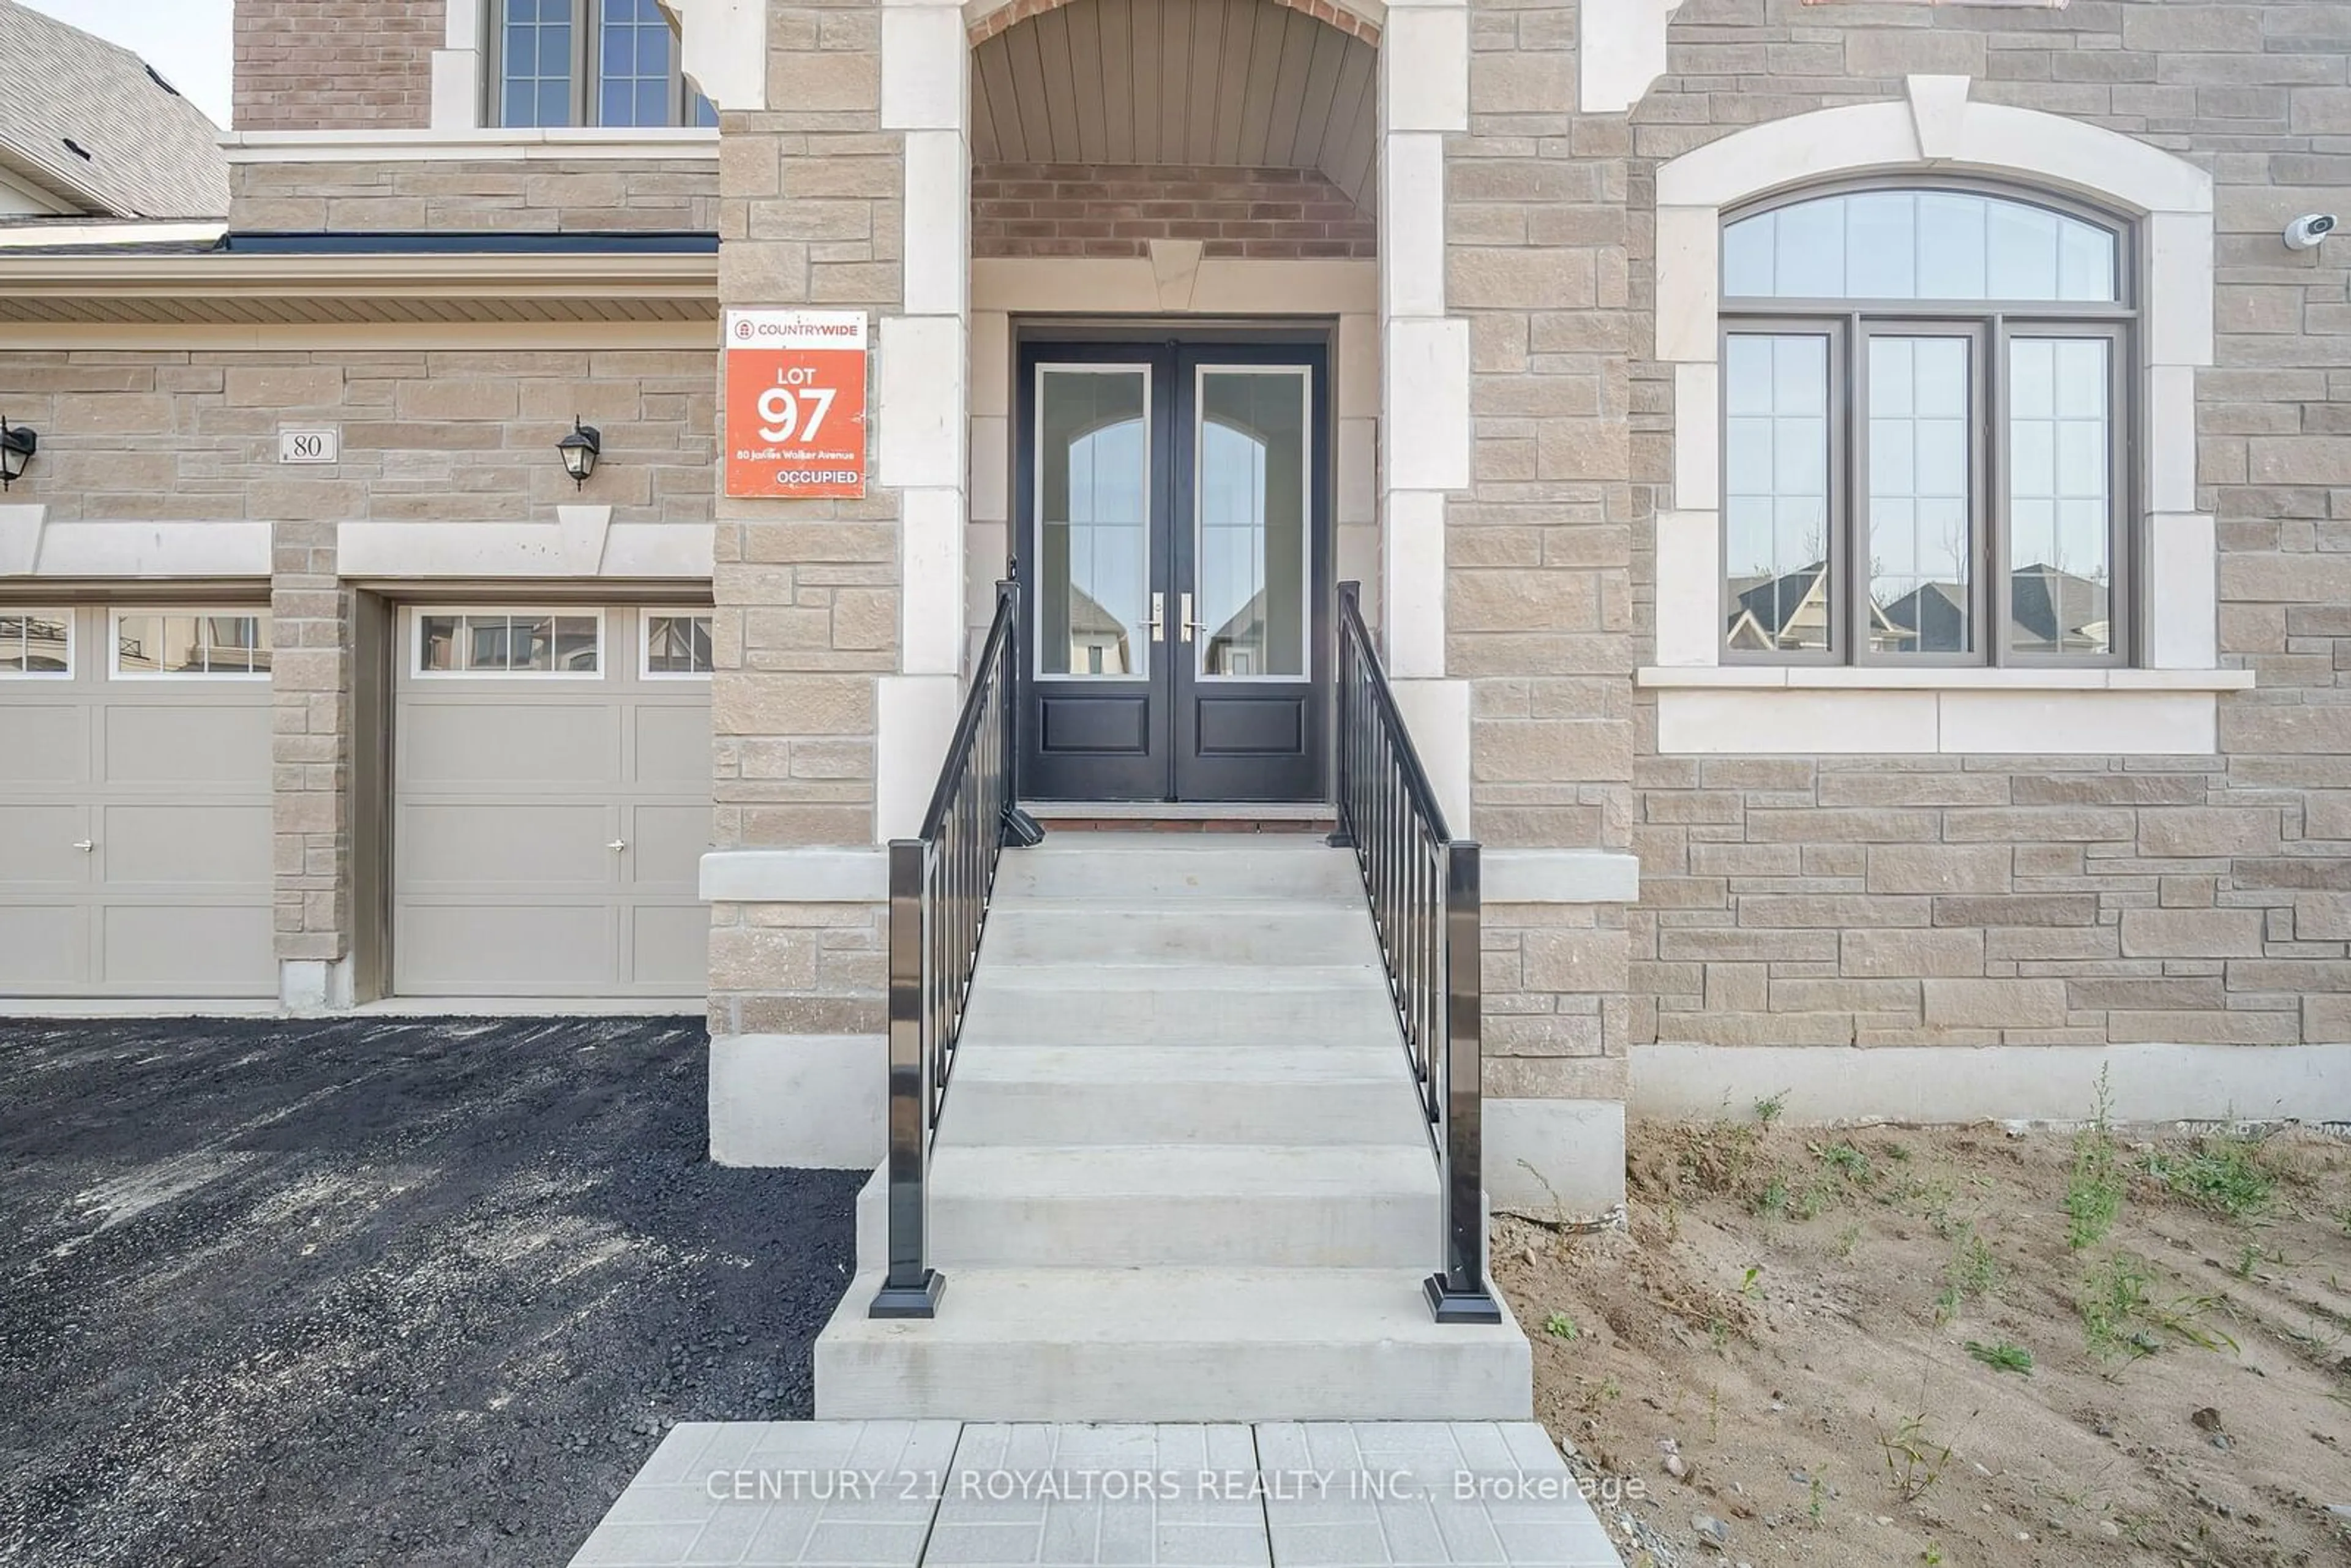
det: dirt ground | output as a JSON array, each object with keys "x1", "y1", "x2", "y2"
[
  {"x1": 1494, "y1": 1111, "x2": 2351, "y2": 1568},
  {"x1": 0, "y1": 1016, "x2": 860, "y2": 1568}
]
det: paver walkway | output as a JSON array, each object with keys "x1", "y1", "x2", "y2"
[{"x1": 569, "y1": 1421, "x2": 1622, "y2": 1566}]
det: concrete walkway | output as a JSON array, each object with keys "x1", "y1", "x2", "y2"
[{"x1": 570, "y1": 1421, "x2": 1622, "y2": 1566}]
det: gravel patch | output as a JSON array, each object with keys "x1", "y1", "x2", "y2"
[{"x1": 0, "y1": 1016, "x2": 860, "y2": 1567}]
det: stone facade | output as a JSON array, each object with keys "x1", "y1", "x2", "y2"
[
  {"x1": 232, "y1": 0, "x2": 439, "y2": 132},
  {"x1": 1453, "y1": 0, "x2": 1640, "y2": 1110},
  {"x1": 706, "y1": 0, "x2": 907, "y2": 1065},
  {"x1": 1619, "y1": 0, "x2": 2351, "y2": 1060},
  {"x1": 227, "y1": 157, "x2": 721, "y2": 234}
]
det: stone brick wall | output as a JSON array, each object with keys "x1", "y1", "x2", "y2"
[
  {"x1": 228, "y1": 159, "x2": 721, "y2": 233},
  {"x1": 1623, "y1": 0, "x2": 2351, "y2": 1054},
  {"x1": 233, "y1": 0, "x2": 440, "y2": 132},
  {"x1": 971, "y1": 163, "x2": 1378, "y2": 259},
  {"x1": 1452, "y1": 0, "x2": 1640, "y2": 1100},
  {"x1": 707, "y1": 0, "x2": 905, "y2": 1043},
  {"x1": 0, "y1": 345, "x2": 716, "y2": 969}
]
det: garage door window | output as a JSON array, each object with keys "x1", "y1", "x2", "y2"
[
  {"x1": 642, "y1": 613, "x2": 713, "y2": 678},
  {"x1": 111, "y1": 610, "x2": 272, "y2": 678},
  {"x1": 0, "y1": 610, "x2": 71, "y2": 675},
  {"x1": 416, "y1": 609, "x2": 603, "y2": 676}
]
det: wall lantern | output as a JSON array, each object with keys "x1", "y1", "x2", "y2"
[
  {"x1": 0, "y1": 418, "x2": 36, "y2": 490},
  {"x1": 557, "y1": 418, "x2": 601, "y2": 488}
]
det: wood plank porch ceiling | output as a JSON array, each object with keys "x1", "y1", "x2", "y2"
[{"x1": 970, "y1": 0, "x2": 1378, "y2": 210}]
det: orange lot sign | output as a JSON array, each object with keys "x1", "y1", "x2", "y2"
[{"x1": 724, "y1": 309, "x2": 869, "y2": 498}]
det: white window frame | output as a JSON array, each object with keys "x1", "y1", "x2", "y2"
[
  {"x1": 0, "y1": 607, "x2": 73, "y2": 678},
  {"x1": 108, "y1": 607, "x2": 273, "y2": 683},
  {"x1": 1639, "y1": 75, "x2": 2250, "y2": 756},
  {"x1": 409, "y1": 605, "x2": 609, "y2": 681},
  {"x1": 639, "y1": 611, "x2": 714, "y2": 680}
]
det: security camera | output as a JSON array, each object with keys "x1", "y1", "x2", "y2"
[{"x1": 2283, "y1": 213, "x2": 2337, "y2": 251}]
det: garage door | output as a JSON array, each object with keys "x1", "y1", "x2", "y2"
[
  {"x1": 0, "y1": 605, "x2": 276, "y2": 997},
  {"x1": 392, "y1": 605, "x2": 711, "y2": 997}
]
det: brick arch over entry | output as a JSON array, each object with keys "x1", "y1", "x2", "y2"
[{"x1": 969, "y1": 0, "x2": 1380, "y2": 47}]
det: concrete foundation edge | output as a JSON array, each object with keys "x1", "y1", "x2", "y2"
[
  {"x1": 709, "y1": 1032, "x2": 886, "y2": 1168},
  {"x1": 1483, "y1": 1097, "x2": 1626, "y2": 1216},
  {"x1": 1632, "y1": 1041, "x2": 2351, "y2": 1127}
]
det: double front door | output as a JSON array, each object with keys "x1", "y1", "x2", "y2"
[{"x1": 1018, "y1": 338, "x2": 1330, "y2": 803}]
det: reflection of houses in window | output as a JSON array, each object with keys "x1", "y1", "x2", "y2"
[
  {"x1": 1729, "y1": 564, "x2": 2111, "y2": 657},
  {"x1": 1873, "y1": 581, "x2": 1964, "y2": 655},
  {"x1": 1065, "y1": 586, "x2": 1131, "y2": 677},
  {"x1": 1725, "y1": 565, "x2": 1835, "y2": 652},
  {"x1": 0, "y1": 614, "x2": 70, "y2": 673},
  {"x1": 1205, "y1": 590, "x2": 1265, "y2": 676},
  {"x1": 2008, "y1": 564, "x2": 2111, "y2": 656}
]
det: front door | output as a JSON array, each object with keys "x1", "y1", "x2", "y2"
[{"x1": 1017, "y1": 337, "x2": 1329, "y2": 803}]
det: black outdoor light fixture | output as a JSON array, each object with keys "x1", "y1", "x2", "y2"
[
  {"x1": 0, "y1": 418, "x2": 36, "y2": 490},
  {"x1": 557, "y1": 418, "x2": 601, "y2": 488}
]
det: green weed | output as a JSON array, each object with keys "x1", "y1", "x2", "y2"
[
  {"x1": 1935, "y1": 1226, "x2": 1999, "y2": 1322},
  {"x1": 1965, "y1": 1340, "x2": 2034, "y2": 1375},
  {"x1": 1877, "y1": 1411, "x2": 1952, "y2": 1502},
  {"x1": 1755, "y1": 1091, "x2": 1789, "y2": 1127},
  {"x1": 1544, "y1": 1311, "x2": 1578, "y2": 1340},
  {"x1": 2146, "y1": 1133, "x2": 2275, "y2": 1218},
  {"x1": 2065, "y1": 1068, "x2": 2124, "y2": 1251},
  {"x1": 2078, "y1": 1250, "x2": 2241, "y2": 1363}
]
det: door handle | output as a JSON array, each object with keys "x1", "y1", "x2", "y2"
[
  {"x1": 72, "y1": 839, "x2": 94, "y2": 853},
  {"x1": 1180, "y1": 592, "x2": 1204, "y2": 643},
  {"x1": 1147, "y1": 591, "x2": 1164, "y2": 640},
  {"x1": 607, "y1": 839, "x2": 628, "y2": 852}
]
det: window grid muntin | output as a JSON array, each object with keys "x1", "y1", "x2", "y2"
[
  {"x1": 0, "y1": 608, "x2": 72, "y2": 676},
  {"x1": 1719, "y1": 181, "x2": 2136, "y2": 670},
  {"x1": 109, "y1": 609, "x2": 274, "y2": 680},
  {"x1": 1854, "y1": 321, "x2": 1988, "y2": 667},
  {"x1": 642, "y1": 612, "x2": 715, "y2": 678},
  {"x1": 412, "y1": 607, "x2": 607, "y2": 678},
  {"x1": 1721, "y1": 326, "x2": 1839, "y2": 661},
  {"x1": 486, "y1": 0, "x2": 708, "y2": 129}
]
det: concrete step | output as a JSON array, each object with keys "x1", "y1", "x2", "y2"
[
  {"x1": 981, "y1": 902, "x2": 1379, "y2": 966},
  {"x1": 854, "y1": 1144, "x2": 1440, "y2": 1269},
  {"x1": 814, "y1": 1266, "x2": 1532, "y2": 1422},
  {"x1": 938, "y1": 1044, "x2": 1431, "y2": 1147},
  {"x1": 997, "y1": 837, "x2": 1363, "y2": 901},
  {"x1": 958, "y1": 963, "x2": 1402, "y2": 1048}
]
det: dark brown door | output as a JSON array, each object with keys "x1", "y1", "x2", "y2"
[{"x1": 1018, "y1": 337, "x2": 1329, "y2": 803}]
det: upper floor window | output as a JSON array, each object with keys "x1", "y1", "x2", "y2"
[
  {"x1": 1720, "y1": 184, "x2": 2133, "y2": 667},
  {"x1": 493, "y1": 0, "x2": 719, "y2": 129}
]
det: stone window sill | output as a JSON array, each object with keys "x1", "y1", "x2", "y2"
[
  {"x1": 1637, "y1": 666, "x2": 2254, "y2": 693},
  {"x1": 1640, "y1": 667, "x2": 2254, "y2": 756},
  {"x1": 220, "y1": 129, "x2": 720, "y2": 164}
]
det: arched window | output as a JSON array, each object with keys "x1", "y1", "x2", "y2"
[{"x1": 1719, "y1": 182, "x2": 2133, "y2": 666}]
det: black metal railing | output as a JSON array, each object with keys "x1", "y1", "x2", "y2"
[
  {"x1": 869, "y1": 579, "x2": 1041, "y2": 1318},
  {"x1": 1330, "y1": 580, "x2": 1501, "y2": 1324}
]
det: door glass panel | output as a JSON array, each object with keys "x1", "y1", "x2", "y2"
[
  {"x1": 1722, "y1": 334, "x2": 1831, "y2": 654},
  {"x1": 1866, "y1": 336, "x2": 1975, "y2": 656},
  {"x1": 2008, "y1": 337, "x2": 2114, "y2": 656},
  {"x1": 1196, "y1": 369, "x2": 1308, "y2": 678},
  {"x1": 1037, "y1": 368, "x2": 1150, "y2": 679}
]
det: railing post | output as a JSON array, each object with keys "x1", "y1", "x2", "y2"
[
  {"x1": 997, "y1": 577, "x2": 1045, "y2": 849},
  {"x1": 870, "y1": 836, "x2": 945, "y2": 1318},
  {"x1": 1425, "y1": 839, "x2": 1502, "y2": 1324},
  {"x1": 1327, "y1": 581, "x2": 1357, "y2": 850}
]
